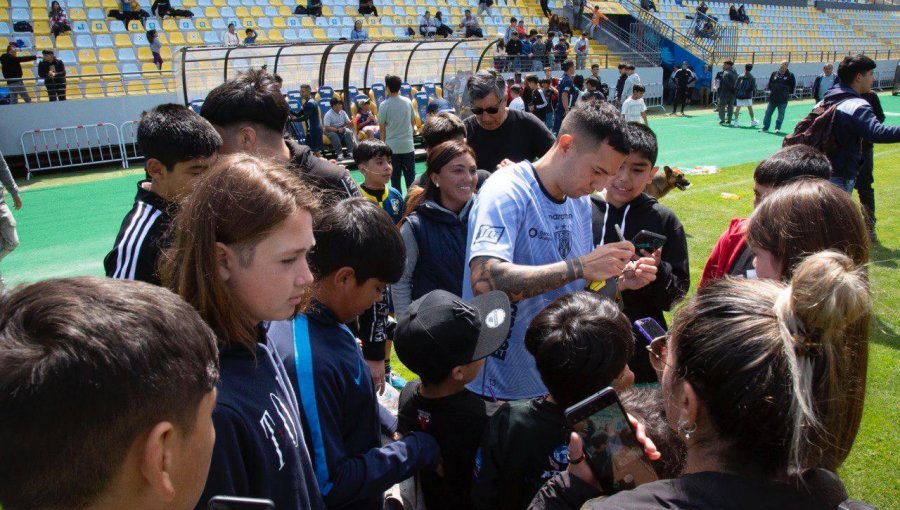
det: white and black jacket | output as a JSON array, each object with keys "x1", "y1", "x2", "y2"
[{"x1": 104, "y1": 180, "x2": 171, "y2": 285}]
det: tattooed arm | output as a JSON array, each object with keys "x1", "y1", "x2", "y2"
[
  {"x1": 470, "y1": 256, "x2": 584, "y2": 302},
  {"x1": 469, "y1": 240, "x2": 636, "y2": 302}
]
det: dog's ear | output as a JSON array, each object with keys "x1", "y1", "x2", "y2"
[{"x1": 664, "y1": 166, "x2": 673, "y2": 178}]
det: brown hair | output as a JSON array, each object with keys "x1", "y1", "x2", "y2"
[
  {"x1": 160, "y1": 154, "x2": 318, "y2": 350},
  {"x1": 0, "y1": 277, "x2": 219, "y2": 510},
  {"x1": 670, "y1": 251, "x2": 870, "y2": 476},
  {"x1": 400, "y1": 139, "x2": 475, "y2": 224},
  {"x1": 747, "y1": 178, "x2": 869, "y2": 280}
]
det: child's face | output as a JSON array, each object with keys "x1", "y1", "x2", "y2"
[
  {"x1": 333, "y1": 103, "x2": 343, "y2": 112},
  {"x1": 632, "y1": 91, "x2": 644, "y2": 100},
  {"x1": 170, "y1": 389, "x2": 217, "y2": 510},
  {"x1": 151, "y1": 153, "x2": 218, "y2": 203},
  {"x1": 752, "y1": 181, "x2": 774, "y2": 208},
  {"x1": 360, "y1": 103, "x2": 370, "y2": 113},
  {"x1": 343, "y1": 276, "x2": 389, "y2": 320},
  {"x1": 218, "y1": 210, "x2": 315, "y2": 323},
  {"x1": 301, "y1": 87, "x2": 311, "y2": 99},
  {"x1": 360, "y1": 156, "x2": 392, "y2": 189},
  {"x1": 605, "y1": 151, "x2": 657, "y2": 208},
  {"x1": 750, "y1": 245, "x2": 782, "y2": 280}
]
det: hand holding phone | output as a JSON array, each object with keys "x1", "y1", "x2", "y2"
[{"x1": 631, "y1": 230, "x2": 667, "y2": 254}]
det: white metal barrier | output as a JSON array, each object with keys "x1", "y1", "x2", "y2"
[
  {"x1": 20, "y1": 123, "x2": 125, "y2": 179},
  {"x1": 120, "y1": 120, "x2": 143, "y2": 164},
  {"x1": 643, "y1": 82, "x2": 666, "y2": 111}
]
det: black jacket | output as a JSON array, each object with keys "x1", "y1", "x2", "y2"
[
  {"x1": 591, "y1": 193, "x2": 689, "y2": 383},
  {"x1": 716, "y1": 68, "x2": 738, "y2": 96},
  {"x1": 0, "y1": 53, "x2": 37, "y2": 80},
  {"x1": 37, "y1": 58, "x2": 66, "y2": 85},
  {"x1": 407, "y1": 199, "x2": 471, "y2": 301},
  {"x1": 286, "y1": 138, "x2": 360, "y2": 206},
  {"x1": 104, "y1": 181, "x2": 171, "y2": 285},
  {"x1": 766, "y1": 70, "x2": 796, "y2": 104},
  {"x1": 530, "y1": 469, "x2": 855, "y2": 510},
  {"x1": 615, "y1": 74, "x2": 627, "y2": 101}
]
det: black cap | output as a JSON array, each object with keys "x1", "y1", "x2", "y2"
[
  {"x1": 723, "y1": 60, "x2": 734, "y2": 66},
  {"x1": 395, "y1": 290, "x2": 511, "y2": 381},
  {"x1": 42, "y1": 49, "x2": 54, "y2": 55}
]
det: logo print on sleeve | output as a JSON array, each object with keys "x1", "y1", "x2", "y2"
[{"x1": 474, "y1": 225, "x2": 506, "y2": 244}]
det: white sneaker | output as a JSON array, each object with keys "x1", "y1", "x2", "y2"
[
  {"x1": 775, "y1": 129, "x2": 782, "y2": 134},
  {"x1": 751, "y1": 119, "x2": 759, "y2": 126}
]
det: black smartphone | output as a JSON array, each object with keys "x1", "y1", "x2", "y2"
[
  {"x1": 208, "y1": 496, "x2": 276, "y2": 510},
  {"x1": 631, "y1": 230, "x2": 667, "y2": 253},
  {"x1": 564, "y1": 387, "x2": 659, "y2": 493},
  {"x1": 634, "y1": 317, "x2": 667, "y2": 346}
]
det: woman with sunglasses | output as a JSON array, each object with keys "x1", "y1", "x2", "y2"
[
  {"x1": 531, "y1": 250, "x2": 871, "y2": 508},
  {"x1": 463, "y1": 69, "x2": 555, "y2": 172}
]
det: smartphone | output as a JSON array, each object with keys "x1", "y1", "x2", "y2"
[
  {"x1": 634, "y1": 317, "x2": 667, "y2": 346},
  {"x1": 208, "y1": 496, "x2": 276, "y2": 510},
  {"x1": 564, "y1": 387, "x2": 659, "y2": 493},
  {"x1": 631, "y1": 230, "x2": 667, "y2": 253}
]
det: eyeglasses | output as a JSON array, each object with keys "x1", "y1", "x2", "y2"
[
  {"x1": 646, "y1": 335, "x2": 673, "y2": 373},
  {"x1": 471, "y1": 97, "x2": 504, "y2": 115}
]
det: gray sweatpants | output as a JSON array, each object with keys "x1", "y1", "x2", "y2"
[{"x1": 0, "y1": 203, "x2": 20, "y2": 289}]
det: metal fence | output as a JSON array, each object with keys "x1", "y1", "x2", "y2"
[
  {"x1": 20, "y1": 123, "x2": 125, "y2": 179},
  {"x1": 120, "y1": 120, "x2": 143, "y2": 164}
]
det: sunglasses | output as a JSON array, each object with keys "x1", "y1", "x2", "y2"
[
  {"x1": 471, "y1": 97, "x2": 504, "y2": 115},
  {"x1": 646, "y1": 335, "x2": 672, "y2": 373}
]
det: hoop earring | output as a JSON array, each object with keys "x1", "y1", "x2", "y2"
[{"x1": 678, "y1": 420, "x2": 697, "y2": 440}]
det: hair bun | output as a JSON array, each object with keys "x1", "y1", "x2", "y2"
[{"x1": 787, "y1": 250, "x2": 870, "y2": 346}]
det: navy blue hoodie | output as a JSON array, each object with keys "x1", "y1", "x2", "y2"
[
  {"x1": 821, "y1": 84, "x2": 900, "y2": 180},
  {"x1": 269, "y1": 303, "x2": 440, "y2": 510},
  {"x1": 196, "y1": 330, "x2": 325, "y2": 510}
]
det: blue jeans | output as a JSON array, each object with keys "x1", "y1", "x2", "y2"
[
  {"x1": 829, "y1": 175, "x2": 856, "y2": 194},
  {"x1": 762, "y1": 101, "x2": 787, "y2": 131},
  {"x1": 544, "y1": 111, "x2": 554, "y2": 131}
]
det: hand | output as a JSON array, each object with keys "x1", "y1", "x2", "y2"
[
  {"x1": 366, "y1": 359, "x2": 386, "y2": 395},
  {"x1": 580, "y1": 241, "x2": 635, "y2": 281},
  {"x1": 628, "y1": 413, "x2": 662, "y2": 461},
  {"x1": 619, "y1": 256, "x2": 658, "y2": 290},
  {"x1": 12, "y1": 195, "x2": 22, "y2": 210},
  {"x1": 564, "y1": 432, "x2": 601, "y2": 490},
  {"x1": 640, "y1": 248, "x2": 662, "y2": 267}
]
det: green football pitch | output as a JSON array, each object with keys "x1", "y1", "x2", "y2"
[{"x1": 5, "y1": 95, "x2": 899, "y2": 506}]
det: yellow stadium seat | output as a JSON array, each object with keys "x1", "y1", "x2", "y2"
[
  {"x1": 213, "y1": 0, "x2": 226, "y2": 6},
  {"x1": 168, "y1": 31, "x2": 186, "y2": 45},
  {"x1": 91, "y1": 20, "x2": 109, "y2": 34},
  {"x1": 278, "y1": 5, "x2": 293, "y2": 16},
  {"x1": 0, "y1": 8, "x2": 9, "y2": 21},
  {"x1": 78, "y1": 48, "x2": 98, "y2": 64},
  {"x1": 313, "y1": 28, "x2": 327, "y2": 40},
  {"x1": 155, "y1": 32, "x2": 168, "y2": 44},
  {"x1": 35, "y1": 35, "x2": 54, "y2": 49},
  {"x1": 254, "y1": 30, "x2": 269, "y2": 43},
  {"x1": 195, "y1": 18, "x2": 211, "y2": 30},
  {"x1": 205, "y1": 6, "x2": 218, "y2": 18},
  {"x1": 267, "y1": 29, "x2": 284, "y2": 42},
  {"x1": 147, "y1": 78, "x2": 168, "y2": 94},
  {"x1": 85, "y1": 0, "x2": 101, "y2": 8},
  {"x1": 186, "y1": 32, "x2": 202, "y2": 45},
  {"x1": 160, "y1": 47, "x2": 173, "y2": 60},
  {"x1": 142, "y1": 63, "x2": 160, "y2": 74},
  {"x1": 99, "y1": 48, "x2": 116, "y2": 63},
  {"x1": 127, "y1": 81, "x2": 147, "y2": 95},
  {"x1": 128, "y1": 21, "x2": 142, "y2": 31},
  {"x1": 381, "y1": 6, "x2": 394, "y2": 16},
  {"x1": 302, "y1": 16, "x2": 315, "y2": 27},
  {"x1": 273, "y1": 17, "x2": 287, "y2": 28},
  {"x1": 33, "y1": 21, "x2": 50, "y2": 36},
  {"x1": 55, "y1": 35, "x2": 74, "y2": 50},
  {"x1": 242, "y1": 18, "x2": 256, "y2": 28},
  {"x1": 235, "y1": 6, "x2": 250, "y2": 17},
  {"x1": 84, "y1": 81, "x2": 106, "y2": 98},
  {"x1": 22, "y1": 68, "x2": 35, "y2": 81},
  {"x1": 182, "y1": 0, "x2": 198, "y2": 7},
  {"x1": 102, "y1": 0, "x2": 119, "y2": 9},
  {"x1": 101, "y1": 63, "x2": 119, "y2": 75},
  {"x1": 114, "y1": 34, "x2": 131, "y2": 47},
  {"x1": 251, "y1": 6, "x2": 264, "y2": 17},
  {"x1": 137, "y1": 46, "x2": 153, "y2": 61},
  {"x1": 105, "y1": 81, "x2": 124, "y2": 97},
  {"x1": 162, "y1": 19, "x2": 178, "y2": 31}
]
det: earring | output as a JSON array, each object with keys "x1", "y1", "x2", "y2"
[
  {"x1": 677, "y1": 420, "x2": 697, "y2": 440},
  {"x1": 435, "y1": 182, "x2": 440, "y2": 188}
]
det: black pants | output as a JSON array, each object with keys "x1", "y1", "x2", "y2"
[
  {"x1": 540, "y1": 0, "x2": 552, "y2": 17},
  {"x1": 856, "y1": 143, "x2": 875, "y2": 234},
  {"x1": 672, "y1": 87, "x2": 687, "y2": 113},
  {"x1": 46, "y1": 83, "x2": 66, "y2": 101},
  {"x1": 436, "y1": 24, "x2": 453, "y2": 37},
  {"x1": 359, "y1": 4, "x2": 378, "y2": 16},
  {"x1": 391, "y1": 152, "x2": 416, "y2": 192}
]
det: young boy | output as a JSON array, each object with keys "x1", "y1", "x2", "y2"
[
  {"x1": 0, "y1": 277, "x2": 219, "y2": 510},
  {"x1": 323, "y1": 97, "x2": 356, "y2": 159},
  {"x1": 700, "y1": 144, "x2": 832, "y2": 287},
  {"x1": 104, "y1": 103, "x2": 220, "y2": 285},
  {"x1": 471, "y1": 291, "x2": 635, "y2": 510},
  {"x1": 581, "y1": 76, "x2": 606, "y2": 102},
  {"x1": 508, "y1": 84, "x2": 525, "y2": 111},
  {"x1": 395, "y1": 289, "x2": 512, "y2": 510},
  {"x1": 355, "y1": 140, "x2": 404, "y2": 224},
  {"x1": 533, "y1": 78, "x2": 554, "y2": 130},
  {"x1": 271, "y1": 198, "x2": 440, "y2": 510},
  {"x1": 621, "y1": 83, "x2": 648, "y2": 124},
  {"x1": 354, "y1": 98, "x2": 380, "y2": 140},
  {"x1": 590, "y1": 122, "x2": 689, "y2": 383}
]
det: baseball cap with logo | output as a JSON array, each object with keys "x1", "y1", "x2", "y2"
[{"x1": 395, "y1": 289, "x2": 511, "y2": 382}]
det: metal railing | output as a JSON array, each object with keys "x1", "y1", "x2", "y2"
[
  {"x1": 120, "y1": 120, "x2": 143, "y2": 164},
  {"x1": 20, "y1": 123, "x2": 126, "y2": 179},
  {"x1": 589, "y1": 18, "x2": 661, "y2": 66},
  {"x1": 1, "y1": 70, "x2": 176, "y2": 104},
  {"x1": 713, "y1": 48, "x2": 894, "y2": 65},
  {"x1": 618, "y1": 0, "x2": 721, "y2": 61}
]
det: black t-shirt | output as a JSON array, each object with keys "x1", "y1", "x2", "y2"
[
  {"x1": 398, "y1": 380, "x2": 489, "y2": 510},
  {"x1": 728, "y1": 242, "x2": 756, "y2": 278},
  {"x1": 464, "y1": 109, "x2": 555, "y2": 172}
]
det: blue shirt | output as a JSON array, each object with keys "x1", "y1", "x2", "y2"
[
  {"x1": 302, "y1": 98, "x2": 320, "y2": 130},
  {"x1": 557, "y1": 74, "x2": 576, "y2": 110},
  {"x1": 463, "y1": 162, "x2": 593, "y2": 400}
]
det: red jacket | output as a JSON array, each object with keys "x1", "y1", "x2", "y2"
[{"x1": 699, "y1": 218, "x2": 747, "y2": 289}]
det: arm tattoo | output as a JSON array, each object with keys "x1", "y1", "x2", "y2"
[{"x1": 470, "y1": 256, "x2": 584, "y2": 303}]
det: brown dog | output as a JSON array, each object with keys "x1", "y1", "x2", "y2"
[{"x1": 644, "y1": 166, "x2": 691, "y2": 199}]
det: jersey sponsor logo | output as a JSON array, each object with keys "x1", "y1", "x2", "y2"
[
  {"x1": 528, "y1": 227, "x2": 552, "y2": 241},
  {"x1": 474, "y1": 225, "x2": 506, "y2": 244},
  {"x1": 417, "y1": 409, "x2": 432, "y2": 430},
  {"x1": 555, "y1": 229, "x2": 572, "y2": 258}
]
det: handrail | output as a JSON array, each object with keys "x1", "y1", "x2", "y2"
[
  {"x1": 594, "y1": 18, "x2": 661, "y2": 65},
  {"x1": 617, "y1": 0, "x2": 719, "y2": 61}
]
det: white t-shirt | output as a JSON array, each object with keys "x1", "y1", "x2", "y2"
[
  {"x1": 323, "y1": 109, "x2": 351, "y2": 129},
  {"x1": 463, "y1": 161, "x2": 593, "y2": 400},
  {"x1": 621, "y1": 97, "x2": 647, "y2": 123},
  {"x1": 508, "y1": 96, "x2": 525, "y2": 111},
  {"x1": 223, "y1": 30, "x2": 240, "y2": 46}
]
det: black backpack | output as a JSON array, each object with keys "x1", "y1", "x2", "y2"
[
  {"x1": 782, "y1": 101, "x2": 842, "y2": 159},
  {"x1": 13, "y1": 21, "x2": 33, "y2": 33}
]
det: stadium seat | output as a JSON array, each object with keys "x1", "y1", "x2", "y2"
[
  {"x1": 127, "y1": 81, "x2": 147, "y2": 95},
  {"x1": 57, "y1": 49, "x2": 78, "y2": 65},
  {"x1": 242, "y1": 18, "x2": 256, "y2": 28},
  {"x1": 144, "y1": 19, "x2": 160, "y2": 30},
  {"x1": 121, "y1": 62, "x2": 141, "y2": 78},
  {"x1": 283, "y1": 27, "x2": 300, "y2": 41},
  {"x1": 118, "y1": 47, "x2": 137, "y2": 62},
  {"x1": 179, "y1": 18, "x2": 196, "y2": 30},
  {"x1": 137, "y1": 46, "x2": 153, "y2": 61},
  {"x1": 205, "y1": 6, "x2": 219, "y2": 18},
  {"x1": 114, "y1": 33, "x2": 131, "y2": 47},
  {"x1": 131, "y1": 32, "x2": 149, "y2": 46},
  {"x1": 169, "y1": 31, "x2": 187, "y2": 45},
  {"x1": 75, "y1": 34, "x2": 94, "y2": 47},
  {"x1": 86, "y1": 8, "x2": 105, "y2": 20},
  {"x1": 98, "y1": 47, "x2": 116, "y2": 63},
  {"x1": 69, "y1": 8, "x2": 87, "y2": 21},
  {"x1": 55, "y1": 35, "x2": 75, "y2": 50},
  {"x1": 267, "y1": 28, "x2": 284, "y2": 42},
  {"x1": 278, "y1": 5, "x2": 293, "y2": 16},
  {"x1": 258, "y1": 17, "x2": 273, "y2": 29},
  {"x1": 211, "y1": 18, "x2": 227, "y2": 29},
  {"x1": 109, "y1": 20, "x2": 127, "y2": 33},
  {"x1": 196, "y1": 18, "x2": 212, "y2": 30},
  {"x1": 34, "y1": 35, "x2": 54, "y2": 50},
  {"x1": 313, "y1": 28, "x2": 326, "y2": 40},
  {"x1": 78, "y1": 48, "x2": 98, "y2": 64},
  {"x1": 163, "y1": 19, "x2": 178, "y2": 31},
  {"x1": 91, "y1": 20, "x2": 109, "y2": 34},
  {"x1": 71, "y1": 20, "x2": 91, "y2": 34},
  {"x1": 94, "y1": 34, "x2": 114, "y2": 48},
  {"x1": 203, "y1": 30, "x2": 221, "y2": 44},
  {"x1": 186, "y1": 32, "x2": 203, "y2": 45},
  {"x1": 33, "y1": 21, "x2": 51, "y2": 36}
]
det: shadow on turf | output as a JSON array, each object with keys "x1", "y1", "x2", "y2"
[
  {"x1": 870, "y1": 317, "x2": 899, "y2": 351},
  {"x1": 871, "y1": 242, "x2": 899, "y2": 269}
]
